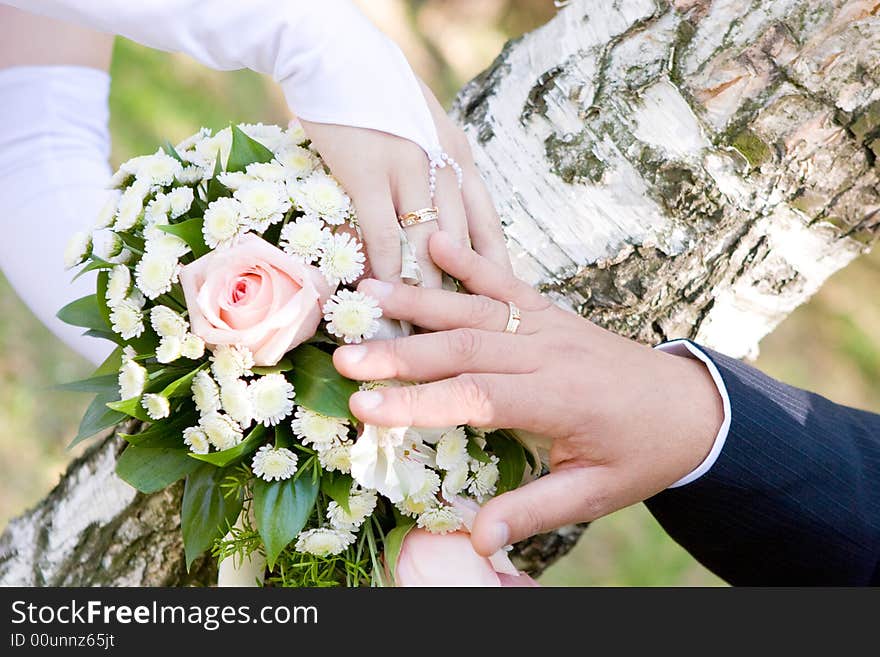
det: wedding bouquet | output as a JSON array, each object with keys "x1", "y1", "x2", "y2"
[{"x1": 59, "y1": 122, "x2": 535, "y2": 586}]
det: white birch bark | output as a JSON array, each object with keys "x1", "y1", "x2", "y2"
[{"x1": 2, "y1": 0, "x2": 878, "y2": 585}]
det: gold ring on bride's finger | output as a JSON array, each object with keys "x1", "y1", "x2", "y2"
[
  {"x1": 504, "y1": 301, "x2": 522, "y2": 334},
  {"x1": 398, "y1": 206, "x2": 439, "y2": 228}
]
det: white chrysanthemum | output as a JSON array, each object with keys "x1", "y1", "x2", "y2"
[
  {"x1": 319, "y1": 232, "x2": 365, "y2": 285},
  {"x1": 142, "y1": 393, "x2": 171, "y2": 420},
  {"x1": 417, "y1": 506, "x2": 463, "y2": 535},
  {"x1": 199, "y1": 411, "x2": 243, "y2": 451},
  {"x1": 191, "y1": 127, "x2": 232, "y2": 170},
  {"x1": 150, "y1": 305, "x2": 188, "y2": 339},
  {"x1": 278, "y1": 217, "x2": 329, "y2": 263},
  {"x1": 469, "y1": 455, "x2": 500, "y2": 501},
  {"x1": 251, "y1": 444, "x2": 299, "y2": 482},
  {"x1": 216, "y1": 171, "x2": 255, "y2": 191},
  {"x1": 220, "y1": 378, "x2": 253, "y2": 428},
  {"x1": 134, "y1": 252, "x2": 179, "y2": 299},
  {"x1": 133, "y1": 151, "x2": 183, "y2": 187},
  {"x1": 107, "y1": 167, "x2": 132, "y2": 189},
  {"x1": 249, "y1": 374, "x2": 296, "y2": 426},
  {"x1": 327, "y1": 488, "x2": 377, "y2": 530},
  {"x1": 168, "y1": 186, "x2": 194, "y2": 218},
  {"x1": 122, "y1": 345, "x2": 137, "y2": 364},
  {"x1": 395, "y1": 469, "x2": 442, "y2": 517},
  {"x1": 245, "y1": 161, "x2": 286, "y2": 182},
  {"x1": 144, "y1": 193, "x2": 171, "y2": 225},
  {"x1": 290, "y1": 408, "x2": 349, "y2": 448},
  {"x1": 191, "y1": 370, "x2": 221, "y2": 414},
  {"x1": 156, "y1": 335, "x2": 183, "y2": 364},
  {"x1": 441, "y1": 464, "x2": 470, "y2": 499},
  {"x1": 322, "y1": 290, "x2": 382, "y2": 344},
  {"x1": 175, "y1": 127, "x2": 212, "y2": 154},
  {"x1": 183, "y1": 426, "x2": 211, "y2": 455},
  {"x1": 294, "y1": 172, "x2": 351, "y2": 225},
  {"x1": 294, "y1": 528, "x2": 355, "y2": 557},
  {"x1": 317, "y1": 440, "x2": 353, "y2": 474},
  {"x1": 117, "y1": 358, "x2": 147, "y2": 400},
  {"x1": 181, "y1": 333, "x2": 206, "y2": 360},
  {"x1": 285, "y1": 120, "x2": 307, "y2": 147},
  {"x1": 210, "y1": 344, "x2": 254, "y2": 382},
  {"x1": 109, "y1": 299, "x2": 145, "y2": 340},
  {"x1": 240, "y1": 122, "x2": 286, "y2": 152},
  {"x1": 63, "y1": 231, "x2": 92, "y2": 269},
  {"x1": 234, "y1": 181, "x2": 290, "y2": 231},
  {"x1": 143, "y1": 224, "x2": 190, "y2": 259},
  {"x1": 105, "y1": 265, "x2": 131, "y2": 306},
  {"x1": 91, "y1": 229, "x2": 125, "y2": 262},
  {"x1": 176, "y1": 165, "x2": 205, "y2": 185},
  {"x1": 94, "y1": 191, "x2": 121, "y2": 229},
  {"x1": 202, "y1": 197, "x2": 243, "y2": 249},
  {"x1": 275, "y1": 146, "x2": 317, "y2": 179},
  {"x1": 435, "y1": 427, "x2": 469, "y2": 470}
]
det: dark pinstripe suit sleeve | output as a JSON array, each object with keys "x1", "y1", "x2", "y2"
[{"x1": 645, "y1": 342, "x2": 880, "y2": 585}]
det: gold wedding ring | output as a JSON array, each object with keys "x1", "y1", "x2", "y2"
[
  {"x1": 504, "y1": 301, "x2": 522, "y2": 334},
  {"x1": 398, "y1": 206, "x2": 439, "y2": 228}
]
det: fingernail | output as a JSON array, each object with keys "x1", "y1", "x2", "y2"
[
  {"x1": 338, "y1": 345, "x2": 367, "y2": 365},
  {"x1": 360, "y1": 279, "x2": 393, "y2": 299},
  {"x1": 353, "y1": 390, "x2": 383, "y2": 410},
  {"x1": 488, "y1": 522, "x2": 510, "y2": 551}
]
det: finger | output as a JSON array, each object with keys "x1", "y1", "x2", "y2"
[
  {"x1": 334, "y1": 329, "x2": 536, "y2": 382},
  {"x1": 352, "y1": 183, "x2": 402, "y2": 283},
  {"x1": 460, "y1": 166, "x2": 512, "y2": 272},
  {"x1": 355, "y1": 278, "x2": 541, "y2": 334},
  {"x1": 348, "y1": 373, "x2": 532, "y2": 429},
  {"x1": 392, "y1": 154, "x2": 443, "y2": 288},
  {"x1": 429, "y1": 231, "x2": 549, "y2": 310},
  {"x1": 432, "y1": 161, "x2": 469, "y2": 250},
  {"x1": 470, "y1": 467, "x2": 616, "y2": 556}
]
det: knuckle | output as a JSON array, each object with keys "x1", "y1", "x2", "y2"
[
  {"x1": 521, "y1": 503, "x2": 546, "y2": 538},
  {"x1": 582, "y1": 486, "x2": 610, "y2": 521},
  {"x1": 467, "y1": 295, "x2": 498, "y2": 328},
  {"x1": 447, "y1": 329, "x2": 482, "y2": 364},
  {"x1": 452, "y1": 373, "x2": 493, "y2": 424}
]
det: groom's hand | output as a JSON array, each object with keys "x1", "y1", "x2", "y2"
[
  {"x1": 302, "y1": 83, "x2": 510, "y2": 289},
  {"x1": 333, "y1": 232, "x2": 723, "y2": 556}
]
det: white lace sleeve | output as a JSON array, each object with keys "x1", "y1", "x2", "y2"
[
  {"x1": 1, "y1": 0, "x2": 443, "y2": 161},
  {"x1": 0, "y1": 65, "x2": 116, "y2": 365}
]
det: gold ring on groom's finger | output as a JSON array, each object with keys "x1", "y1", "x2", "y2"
[
  {"x1": 398, "y1": 206, "x2": 439, "y2": 228},
  {"x1": 504, "y1": 301, "x2": 522, "y2": 334}
]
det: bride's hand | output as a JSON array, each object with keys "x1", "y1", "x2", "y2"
[
  {"x1": 333, "y1": 231, "x2": 722, "y2": 555},
  {"x1": 301, "y1": 84, "x2": 509, "y2": 288}
]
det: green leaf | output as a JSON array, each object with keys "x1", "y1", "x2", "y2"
[
  {"x1": 160, "y1": 364, "x2": 208, "y2": 399},
  {"x1": 251, "y1": 358, "x2": 293, "y2": 376},
  {"x1": 226, "y1": 124, "x2": 274, "y2": 173},
  {"x1": 70, "y1": 392, "x2": 126, "y2": 448},
  {"x1": 162, "y1": 140, "x2": 185, "y2": 163},
  {"x1": 57, "y1": 294, "x2": 107, "y2": 331},
  {"x1": 55, "y1": 373, "x2": 119, "y2": 394},
  {"x1": 115, "y1": 442, "x2": 200, "y2": 494},
  {"x1": 93, "y1": 345, "x2": 124, "y2": 376},
  {"x1": 486, "y1": 433, "x2": 527, "y2": 495},
  {"x1": 106, "y1": 396, "x2": 153, "y2": 422},
  {"x1": 83, "y1": 329, "x2": 122, "y2": 344},
  {"x1": 288, "y1": 344, "x2": 358, "y2": 422},
  {"x1": 189, "y1": 423, "x2": 267, "y2": 467},
  {"x1": 118, "y1": 231, "x2": 145, "y2": 254},
  {"x1": 467, "y1": 436, "x2": 491, "y2": 464},
  {"x1": 253, "y1": 474, "x2": 319, "y2": 569},
  {"x1": 384, "y1": 520, "x2": 416, "y2": 584},
  {"x1": 205, "y1": 153, "x2": 228, "y2": 203},
  {"x1": 321, "y1": 472, "x2": 352, "y2": 514},
  {"x1": 158, "y1": 218, "x2": 209, "y2": 258},
  {"x1": 95, "y1": 270, "x2": 113, "y2": 331},
  {"x1": 72, "y1": 256, "x2": 116, "y2": 281},
  {"x1": 181, "y1": 464, "x2": 244, "y2": 570}
]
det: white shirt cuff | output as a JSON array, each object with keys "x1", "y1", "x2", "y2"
[{"x1": 654, "y1": 340, "x2": 731, "y2": 488}]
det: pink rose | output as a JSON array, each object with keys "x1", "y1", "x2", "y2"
[
  {"x1": 179, "y1": 234, "x2": 330, "y2": 366},
  {"x1": 394, "y1": 529, "x2": 539, "y2": 587}
]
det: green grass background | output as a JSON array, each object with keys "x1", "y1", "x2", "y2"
[{"x1": 1, "y1": 1, "x2": 877, "y2": 587}]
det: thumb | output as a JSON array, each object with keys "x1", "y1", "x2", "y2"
[{"x1": 470, "y1": 467, "x2": 610, "y2": 556}]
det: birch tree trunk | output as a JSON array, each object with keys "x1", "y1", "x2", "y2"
[{"x1": 2, "y1": 0, "x2": 878, "y2": 586}]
